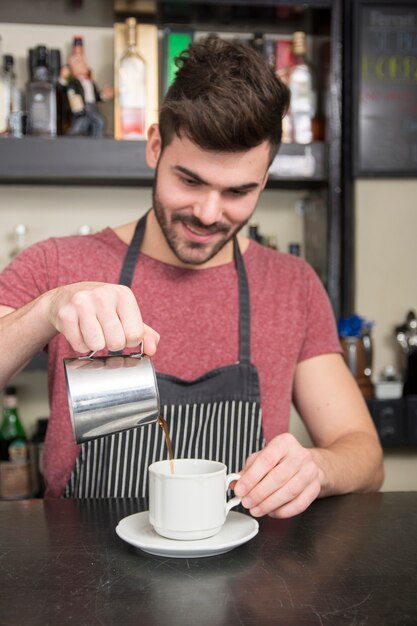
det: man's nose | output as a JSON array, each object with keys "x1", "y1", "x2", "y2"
[{"x1": 193, "y1": 191, "x2": 223, "y2": 225}]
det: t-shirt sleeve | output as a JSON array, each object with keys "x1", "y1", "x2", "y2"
[
  {"x1": 297, "y1": 262, "x2": 342, "y2": 362},
  {"x1": 0, "y1": 239, "x2": 58, "y2": 309}
]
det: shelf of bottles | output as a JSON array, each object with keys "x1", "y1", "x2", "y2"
[{"x1": 0, "y1": 4, "x2": 332, "y2": 186}]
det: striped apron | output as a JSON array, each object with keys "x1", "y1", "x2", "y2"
[{"x1": 65, "y1": 214, "x2": 265, "y2": 498}]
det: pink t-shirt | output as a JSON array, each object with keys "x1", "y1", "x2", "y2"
[{"x1": 0, "y1": 228, "x2": 341, "y2": 497}]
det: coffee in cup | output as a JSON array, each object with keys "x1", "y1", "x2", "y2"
[{"x1": 148, "y1": 459, "x2": 241, "y2": 540}]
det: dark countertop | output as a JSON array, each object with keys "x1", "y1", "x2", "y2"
[{"x1": 0, "y1": 492, "x2": 416, "y2": 625}]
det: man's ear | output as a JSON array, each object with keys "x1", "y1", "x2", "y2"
[{"x1": 146, "y1": 124, "x2": 162, "y2": 170}]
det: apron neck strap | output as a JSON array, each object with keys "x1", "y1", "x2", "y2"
[
  {"x1": 233, "y1": 236, "x2": 251, "y2": 364},
  {"x1": 118, "y1": 211, "x2": 251, "y2": 364},
  {"x1": 118, "y1": 213, "x2": 147, "y2": 287}
]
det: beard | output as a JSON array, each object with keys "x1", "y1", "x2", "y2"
[{"x1": 151, "y1": 168, "x2": 252, "y2": 266}]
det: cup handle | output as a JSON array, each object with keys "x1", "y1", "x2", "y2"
[{"x1": 225, "y1": 472, "x2": 241, "y2": 514}]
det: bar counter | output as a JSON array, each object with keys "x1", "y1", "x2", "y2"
[{"x1": 1, "y1": 492, "x2": 416, "y2": 625}]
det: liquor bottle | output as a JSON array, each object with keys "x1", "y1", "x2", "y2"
[
  {"x1": 26, "y1": 45, "x2": 57, "y2": 137},
  {"x1": 288, "y1": 32, "x2": 316, "y2": 145},
  {"x1": 49, "y1": 48, "x2": 70, "y2": 135},
  {"x1": 275, "y1": 39, "x2": 296, "y2": 143},
  {"x1": 250, "y1": 32, "x2": 265, "y2": 56},
  {"x1": 0, "y1": 387, "x2": 31, "y2": 500},
  {"x1": 288, "y1": 242, "x2": 301, "y2": 256},
  {"x1": 0, "y1": 54, "x2": 15, "y2": 135},
  {"x1": 117, "y1": 17, "x2": 146, "y2": 140},
  {"x1": 248, "y1": 224, "x2": 264, "y2": 245},
  {"x1": 263, "y1": 39, "x2": 276, "y2": 69},
  {"x1": 3, "y1": 55, "x2": 26, "y2": 138}
]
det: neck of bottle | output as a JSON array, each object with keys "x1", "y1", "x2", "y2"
[
  {"x1": 294, "y1": 51, "x2": 307, "y2": 65},
  {"x1": 3, "y1": 397, "x2": 17, "y2": 410},
  {"x1": 127, "y1": 42, "x2": 138, "y2": 54},
  {"x1": 127, "y1": 23, "x2": 137, "y2": 51}
]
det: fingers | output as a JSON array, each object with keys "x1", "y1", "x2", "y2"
[
  {"x1": 52, "y1": 283, "x2": 160, "y2": 355},
  {"x1": 235, "y1": 433, "x2": 321, "y2": 519},
  {"x1": 247, "y1": 461, "x2": 320, "y2": 518},
  {"x1": 115, "y1": 289, "x2": 145, "y2": 350},
  {"x1": 268, "y1": 479, "x2": 321, "y2": 519},
  {"x1": 235, "y1": 436, "x2": 290, "y2": 498},
  {"x1": 142, "y1": 324, "x2": 160, "y2": 356},
  {"x1": 55, "y1": 303, "x2": 91, "y2": 353}
]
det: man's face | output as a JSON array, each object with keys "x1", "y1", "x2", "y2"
[
  {"x1": 149, "y1": 130, "x2": 270, "y2": 267},
  {"x1": 69, "y1": 55, "x2": 89, "y2": 79}
]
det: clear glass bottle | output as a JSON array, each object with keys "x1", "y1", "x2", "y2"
[
  {"x1": 0, "y1": 54, "x2": 15, "y2": 135},
  {"x1": 288, "y1": 32, "x2": 316, "y2": 145},
  {"x1": 26, "y1": 45, "x2": 57, "y2": 137},
  {"x1": 275, "y1": 39, "x2": 296, "y2": 143},
  {"x1": 118, "y1": 17, "x2": 146, "y2": 140},
  {"x1": 49, "y1": 48, "x2": 67, "y2": 136},
  {"x1": 0, "y1": 386, "x2": 31, "y2": 500}
]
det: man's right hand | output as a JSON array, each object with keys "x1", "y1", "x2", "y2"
[{"x1": 47, "y1": 282, "x2": 159, "y2": 355}]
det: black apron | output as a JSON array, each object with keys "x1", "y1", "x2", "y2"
[{"x1": 65, "y1": 214, "x2": 265, "y2": 498}]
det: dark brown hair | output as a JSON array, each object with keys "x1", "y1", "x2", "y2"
[{"x1": 159, "y1": 36, "x2": 290, "y2": 163}]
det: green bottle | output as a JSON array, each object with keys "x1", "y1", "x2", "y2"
[{"x1": 0, "y1": 386, "x2": 31, "y2": 499}]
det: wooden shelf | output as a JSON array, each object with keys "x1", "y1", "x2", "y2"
[
  {"x1": 0, "y1": 137, "x2": 154, "y2": 187},
  {"x1": 0, "y1": 137, "x2": 327, "y2": 188}
]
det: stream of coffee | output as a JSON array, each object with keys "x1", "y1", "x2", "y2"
[{"x1": 158, "y1": 415, "x2": 174, "y2": 474}]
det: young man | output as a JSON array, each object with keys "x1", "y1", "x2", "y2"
[{"x1": 0, "y1": 37, "x2": 383, "y2": 514}]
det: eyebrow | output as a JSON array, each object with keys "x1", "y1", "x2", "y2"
[{"x1": 173, "y1": 165, "x2": 261, "y2": 192}]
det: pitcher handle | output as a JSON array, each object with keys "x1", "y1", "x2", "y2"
[{"x1": 77, "y1": 340, "x2": 144, "y2": 361}]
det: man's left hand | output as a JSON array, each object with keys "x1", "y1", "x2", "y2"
[{"x1": 234, "y1": 433, "x2": 322, "y2": 519}]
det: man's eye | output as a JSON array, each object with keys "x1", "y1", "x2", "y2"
[
  {"x1": 229, "y1": 189, "x2": 248, "y2": 197},
  {"x1": 182, "y1": 177, "x2": 199, "y2": 186}
]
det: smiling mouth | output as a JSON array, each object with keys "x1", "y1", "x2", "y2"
[
  {"x1": 181, "y1": 221, "x2": 220, "y2": 242},
  {"x1": 175, "y1": 213, "x2": 229, "y2": 240}
]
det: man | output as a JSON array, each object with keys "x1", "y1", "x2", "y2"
[{"x1": 0, "y1": 37, "x2": 384, "y2": 515}]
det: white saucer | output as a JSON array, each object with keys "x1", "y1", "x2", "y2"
[{"x1": 116, "y1": 510, "x2": 259, "y2": 558}]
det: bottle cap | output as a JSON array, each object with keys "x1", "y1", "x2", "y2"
[
  {"x1": 5, "y1": 386, "x2": 17, "y2": 396},
  {"x1": 73, "y1": 36, "x2": 83, "y2": 47}
]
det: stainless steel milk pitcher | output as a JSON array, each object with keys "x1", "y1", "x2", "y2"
[{"x1": 64, "y1": 349, "x2": 160, "y2": 444}]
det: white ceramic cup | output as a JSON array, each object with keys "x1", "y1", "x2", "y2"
[{"x1": 148, "y1": 459, "x2": 241, "y2": 540}]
